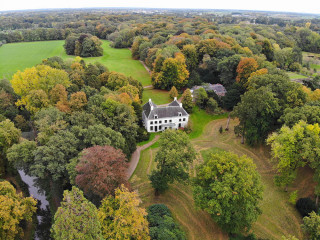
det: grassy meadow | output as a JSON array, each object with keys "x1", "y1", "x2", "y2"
[
  {"x1": 0, "y1": 40, "x2": 151, "y2": 86},
  {"x1": 131, "y1": 110, "x2": 312, "y2": 239}
]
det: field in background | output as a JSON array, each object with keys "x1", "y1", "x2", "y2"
[{"x1": 0, "y1": 40, "x2": 151, "y2": 86}]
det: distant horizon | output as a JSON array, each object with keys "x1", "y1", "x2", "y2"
[{"x1": 0, "y1": 0, "x2": 319, "y2": 15}]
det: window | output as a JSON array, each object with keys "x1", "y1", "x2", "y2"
[
  {"x1": 165, "y1": 127, "x2": 167, "y2": 130},
  {"x1": 178, "y1": 112, "x2": 182, "y2": 116},
  {"x1": 159, "y1": 121, "x2": 162, "y2": 124},
  {"x1": 150, "y1": 126, "x2": 153, "y2": 131},
  {"x1": 165, "y1": 120, "x2": 167, "y2": 123},
  {"x1": 150, "y1": 121, "x2": 153, "y2": 125},
  {"x1": 169, "y1": 120, "x2": 172, "y2": 123},
  {"x1": 155, "y1": 114, "x2": 158, "y2": 119},
  {"x1": 183, "y1": 118, "x2": 186, "y2": 121},
  {"x1": 155, "y1": 121, "x2": 157, "y2": 124},
  {"x1": 179, "y1": 119, "x2": 181, "y2": 122},
  {"x1": 159, "y1": 126, "x2": 162, "y2": 130}
]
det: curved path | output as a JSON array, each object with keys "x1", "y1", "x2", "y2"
[{"x1": 127, "y1": 135, "x2": 160, "y2": 179}]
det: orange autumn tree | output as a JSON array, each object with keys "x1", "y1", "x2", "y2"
[{"x1": 236, "y1": 57, "x2": 258, "y2": 85}]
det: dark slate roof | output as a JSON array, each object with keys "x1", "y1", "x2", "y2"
[
  {"x1": 148, "y1": 106, "x2": 188, "y2": 120},
  {"x1": 143, "y1": 99, "x2": 188, "y2": 120},
  {"x1": 142, "y1": 100, "x2": 158, "y2": 118},
  {"x1": 191, "y1": 83, "x2": 227, "y2": 96},
  {"x1": 168, "y1": 99, "x2": 180, "y2": 107}
]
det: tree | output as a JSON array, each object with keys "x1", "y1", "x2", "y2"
[
  {"x1": 0, "y1": 180, "x2": 37, "y2": 240},
  {"x1": 51, "y1": 186, "x2": 103, "y2": 240},
  {"x1": 149, "y1": 130, "x2": 196, "y2": 194},
  {"x1": 195, "y1": 87, "x2": 208, "y2": 109},
  {"x1": 261, "y1": 39, "x2": 274, "y2": 61},
  {"x1": 7, "y1": 140, "x2": 37, "y2": 175},
  {"x1": 75, "y1": 145, "x2": 129, "y2": 200},
  {"x1": 182, "y1": 44, "x2": 198, "y2": 72},
  {"x1": 236, "y1": 57, "x2": 258, "y2": 85},
  {"x1": 181, "y1": 88, "x2": 194, "y2": 113},
  {"x1": 69, "y1": 91, "x2": 87, "y2": 112},
  {"x1": 32, "y1": 130, "x2": 79, "y2": 180},
  {"x1": 267, "y1": 121, "x2": 320, "y2": 193},
  {"x1": 280, "y1": 105, "x2": 320, "y2": 127},
  {"x1": 302, "y1": 211, "x2": 320, "y2": 240},
  {"x1": 147, "y1": 204, "x2": 186, "y2": 240},
  {"x1": 11, "y1": 65, "x2": 70, "y2": 112},
  {"x1": 217, "y1": 55, "x2": 241, "y2": 87},
  {"x1": 193, "y1": 151, "x2": 263, "y2": 234},
  {"x1": 64, "y1": 34, "x2": 103, "y2": 57},
  {"x1": 0, "y1": 119, "x2": 21, "y2": 155},
  {"x1": 206, "y1": 98, "x2": 219, "y2": 113},
  {"x1": 169, "y1": 86, "x2": 178, "y2": 99},
  {"x1": 98, "y1": 185, "x2": 150, "y2": 240},
  {"x1": 232, "y1": 87, "x2": 280, "y2": 145},
  {"x1": 153, "y1": 53, "x2": 189, "y2": 90}
]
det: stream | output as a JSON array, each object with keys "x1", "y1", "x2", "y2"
[{"x1": 18, "y1": 170, "x2": 52, "y2": 240}]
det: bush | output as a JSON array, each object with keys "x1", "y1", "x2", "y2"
[
  {"x1": 296, "y1": 197, "x2": 317, "y2": 217},
  {"x1": 137, "y1": 127, "x2": 150, "y2": 142},
  {"x1": 147, "y1": 204, "x2": 186, "y2": 240}
]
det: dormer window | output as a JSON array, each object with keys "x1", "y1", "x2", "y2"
[
  {"x1": 154, "y1": 114, "x2": 158, "y2": 119},
  {"x1": 178, "y1": 112, "x2": 182, "y2": 117}
]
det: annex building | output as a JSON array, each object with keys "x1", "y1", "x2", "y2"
[{"x1": 142, "y1": 98, "x2": 189, "y2": 133}]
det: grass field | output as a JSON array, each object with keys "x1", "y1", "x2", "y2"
[
  {"x1": 131, "y1": 113, "x2": 313, "y2": 239},
  {"x1": 287, "y1": 72, "x2": 309, "y2": 80},
  {"x1": 142, "y1": 87, "x2": 172, "y2": 105},
  {"x1": 0, "y1": 40, "x2": 151, "y2": 86}
]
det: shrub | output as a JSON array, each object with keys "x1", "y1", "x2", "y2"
[
  {"x1": 296, "y1": 197, "x2": 317, "y2": 217},
  {"x1": 289, "y1": 190, "x2": 298, "y2": 205},
  {"x1": 147, "y1": 204, "x2": 186, "y2": 240}
]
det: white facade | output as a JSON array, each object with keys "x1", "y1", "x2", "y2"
[
  {"x1": 142, "y1": 98, "x2": 189, "y2": 133},
  {"x1": 144, "y1": 114, "x2": 189, "y2": 133}
]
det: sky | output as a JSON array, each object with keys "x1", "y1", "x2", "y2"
[{"x1": 0, "y1": 0, "x2": 319, "y2": 15}]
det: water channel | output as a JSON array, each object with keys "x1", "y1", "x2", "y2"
[{"x1": 18, "y1": 170, "x2": 52, "y2": 240}]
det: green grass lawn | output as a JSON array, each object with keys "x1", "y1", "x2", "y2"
[
  {"x1": 142, "y1": 87, "x2": 171, "y2": 105},
  {"x1": 287, "y1": 72, "x2": 309, "y2": 80},
  {"x1": 0, "y1": 40, "x2": 151, "y2": 86},
  {"x1": 189, "y1": 107, "x2": 228, "y2": 139},
  {"x1": 311, "y1": 63, "x2": 320, "y2": 70}
]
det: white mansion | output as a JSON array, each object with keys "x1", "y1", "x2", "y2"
[{"x1": 142, "y1": 98, "x2": 189, "y2": 132}]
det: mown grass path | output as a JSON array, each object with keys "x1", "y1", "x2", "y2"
[{"x1": 193, "y1": 118, "x2": 305, "y2": 240}]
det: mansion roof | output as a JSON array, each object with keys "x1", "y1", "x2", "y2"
[{"x1": 143, "y1": 99, "x2": 188, "y2": 120}]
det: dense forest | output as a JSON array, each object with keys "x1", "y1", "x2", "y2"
[{"x1": 1, "y1": 8, "x2": 320, "y2": 240}]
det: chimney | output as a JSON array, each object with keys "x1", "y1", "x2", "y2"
[
  {"x1": 149, "y1": 98, "x2": 152, "y2": 103},
  {"x1": 151, "y1": 105, "x2": 154, "y2": 110},
  {"x1": 174, "y1": 97, "x2": 177, "y2": 101},
  {"x1": 179, "y1": 102, "x2": 182, "y2": 107}
]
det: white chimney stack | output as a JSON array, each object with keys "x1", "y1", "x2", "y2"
[{"x1": 174, "y1": 97, "x2": 177, "y2": 101}]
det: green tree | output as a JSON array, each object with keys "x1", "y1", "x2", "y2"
[
  {"x1": 302, "y1": 211, "x2": 320, "y2": 240},
  {"x1": 98, "y1": 185, "x2": 150, "y2": 240},
  {"x1": 217, "y1": 55, "x2": 241, "y2": 87},
  {"x1": 147, "y1": 204, "x2": 186, "y2": 240},
  {"x1": 267, "y1": 121, "x2": 320, "y2": 193},
  {"x1": 232, "y1": 87, "x2": 280, "y2": 145},
  {"x1": 32, "y1": 131, "x2": 79, "y2": 180},
  {"x1": 182, "y1": 44, "x2": 198, "y2": 72},
  {"x1": 149, "y1": 130, "x2": 196, "y2": 194},
  {"x1": 280, "y1": 105, "x2": 320, "y2": 127},
  {"x1": 181, "y1": 88, "x2": 194, "y2": 113},
  {"x1": 195, "y1": 87, "x2": 208, "y2": 109},
  {"x1": 206, "y1": 97, "x2": 219, "y2": 113},
  {"x1": 0, "y1": 180, "x2": 37, "y2": 240},
  {"x1": 7, "y1": 140, "x2": 37, "y2": 175},
  {"x1": 51, "y1": 186, "x2": 103, "y2": 240},
  {"x1": 0, "y1": 119, "x2": 21, "y2": 155},
  {"x1": 193, "y1": 151, "x2": 263, "y2": 234}
]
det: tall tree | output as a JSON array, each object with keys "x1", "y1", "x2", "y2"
[
  {"x1": 0, "y1": 180, "x2": 37, "y2": 240},
  {"x1": 75, "y1": 145, "x2": 129, "y2": 200},
  {"x1": 181, "y1": 88, "x2": 194, "y2": 113},
  {"x1": 98, "y1": 185, "x2": 150, "y2": 240},
  {"x1": 149, "y1": 130, "x2": 196, "y2": 194},
  {"x1": 169, "y1": 86, "x2": 178, "y2": 99},
  {"x1": 236, "y1": 57, "x2": 258, "y2": 85},
  {"x1": 51, "y1": 187, "x2": 103, "y2": 240},
  {"x1": 193, "y1": 151, "x2": 263, "y2": 234},
  {"x1": 302, "y1": 211, "x2": 320, "y2": 240},
  {"x1": 232, "y1": 87, "x2": 280, "y2": 145}
]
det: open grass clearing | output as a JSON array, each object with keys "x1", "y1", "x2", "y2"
[
  {"x1": 287, "y1": 72, "x2": 309, "y2": 80},
  {"x1": 142, "y1": 87, "x2": 171, "y2": 105},
  {"x1": 0, "y1": 40, "x2": 151, "y2": 86}
]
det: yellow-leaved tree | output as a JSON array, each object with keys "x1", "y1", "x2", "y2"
[
  {"x1": 11, "y1": 65, "x2": 70, "y2": 114},
  {"x1": 0, "y1": 181, "x2": 37, "y2": 240},
  {"x1": 98, "y1": 185, "x2": 150, "y2": 240}
]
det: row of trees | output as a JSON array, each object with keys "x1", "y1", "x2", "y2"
[{"x1": 64, "y1": 34, "x2": 103, "y2": 57}]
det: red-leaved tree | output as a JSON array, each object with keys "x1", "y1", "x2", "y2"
[{"x1": 75, "y1": 145, "x2": 129, "y2": 199}]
